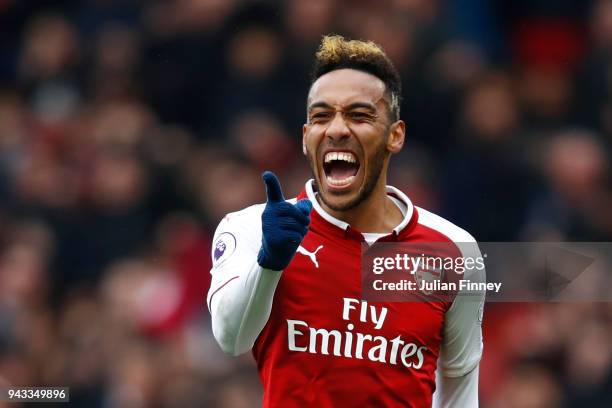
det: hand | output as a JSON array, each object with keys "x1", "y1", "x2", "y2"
[{"x1": 257, "y1": 171, "x2": 312, "y2": 271}]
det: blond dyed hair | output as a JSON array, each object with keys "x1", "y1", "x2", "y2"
[{"x1": 311, "y1": 35, "x2": 401, "y2": 120}]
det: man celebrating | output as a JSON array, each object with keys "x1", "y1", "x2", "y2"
[{"x1": 207, "y1": 35, "x2": 485, "y2": 407}]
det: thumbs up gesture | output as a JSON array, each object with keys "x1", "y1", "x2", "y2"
[{"x1": 257, "y1": 171, "x2": 313, "y2": 271}]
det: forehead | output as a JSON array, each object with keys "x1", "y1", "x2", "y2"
[{"x1": 308, "y1": 68, "x2": 386, "y2": 107}]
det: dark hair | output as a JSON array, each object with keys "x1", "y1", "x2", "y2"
[{"x1": 311, "y1": 35, "x2": 401, "y2": 121}]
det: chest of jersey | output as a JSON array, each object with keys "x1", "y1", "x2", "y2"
[{"x1": 253, "y1": 225, "x2": 449, "y2": 407}]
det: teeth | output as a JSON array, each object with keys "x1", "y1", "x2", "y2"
[
  {"x1": 326, "y1": 175, "x2": 356, "y2": 186},
  {"x1": 324, "y1": 152, "x2": 357, "y2": 164}
]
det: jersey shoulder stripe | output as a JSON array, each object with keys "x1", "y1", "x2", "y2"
[{"x1": 415, "y1": 206, "x2": 477, "y2": 244}]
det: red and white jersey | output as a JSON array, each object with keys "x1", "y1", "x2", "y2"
[{"x1": 207, "y1": 180, "x2": 485, "y2": 408}]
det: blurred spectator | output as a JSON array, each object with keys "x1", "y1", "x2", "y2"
[
  {"x1": 18, "y1": 14, "x2": 81, "y2": 83},
  {"x1": 525, "y1": 129, "x2": 612, "y2": 240},
  {"x1": 442, "y1": 72, "x2": 534, "y2": 240}
]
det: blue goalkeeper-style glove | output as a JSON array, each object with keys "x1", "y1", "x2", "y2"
[{"x1": 257, "y1": 171, "x2": 312, "y2": 271}]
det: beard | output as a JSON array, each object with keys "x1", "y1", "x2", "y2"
[{"x1": 307, "y1": 134, "x2": 389, "y2": 212}]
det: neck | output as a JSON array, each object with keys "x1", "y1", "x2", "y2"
[{"x1": 318, "y1": 176, "x2": 404, "y2": 233}]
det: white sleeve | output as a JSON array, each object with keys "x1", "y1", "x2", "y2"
[
  {"x1": 433, "y1": 241, "x2": 485, "y2": 407},
  {"x1": 433, "y1": 366, "x2": 479, "y2": 408},
  {"x1": 206, "y1": 204, "x2": 281, "y2": 356}
]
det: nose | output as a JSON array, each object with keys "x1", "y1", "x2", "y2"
[{"x1": 325, "y1": 112, "x2": 350, "y2": 142}]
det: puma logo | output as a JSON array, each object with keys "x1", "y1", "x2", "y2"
[{"x1": 296, "y1": 244, "x2": 324, "y2": 268}]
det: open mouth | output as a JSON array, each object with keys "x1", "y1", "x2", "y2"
[{"x1": 322, "y1": 151, "x2": 361, "y2": 188}]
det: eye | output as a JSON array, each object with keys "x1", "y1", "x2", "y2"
[
  {"x1": 309, "y1": 112, "x2": 332, "y2": 123},
  {"x1": 347, "y1": 111, "x2": 375, "y2": 122}
]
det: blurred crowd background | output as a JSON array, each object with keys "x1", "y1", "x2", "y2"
[{"x1": 0, "y1": 0, "x2": 611, "y2": 407}]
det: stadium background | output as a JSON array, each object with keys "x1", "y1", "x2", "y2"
[{"x1": 0, "y1": 0, "x2": 611, "y2": 406}]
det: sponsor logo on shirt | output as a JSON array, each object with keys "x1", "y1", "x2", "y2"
[
  {"x1": 286, "y1": 297, "x2": 427, "y2": 369},
  {"x1": 296, "y1": 244, "x2": 324, "y2": 268}
]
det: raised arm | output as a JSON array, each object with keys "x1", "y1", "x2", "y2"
[{"x1": 207, "y1": 171, "x2": 311, "y2": 355}]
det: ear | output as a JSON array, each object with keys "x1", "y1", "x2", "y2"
[
  {"x1": 302, "y1": 123, "x2": 308, "y2": 156},
  {"x1": 387, "y1": 120, "x2": 405, "y2": 154}
]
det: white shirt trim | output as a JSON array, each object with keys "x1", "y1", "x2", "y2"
[{"x1": 304, "y1": 179, "x2": 414, "y2": 235}]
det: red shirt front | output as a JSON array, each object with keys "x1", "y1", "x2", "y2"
[{"x1": 208, "y1": 182, "x2": 485, "y2": 407}]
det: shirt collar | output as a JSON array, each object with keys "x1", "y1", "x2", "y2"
[{"x1": 304, "y1": 179, "x2": 414, "y2": 235}]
